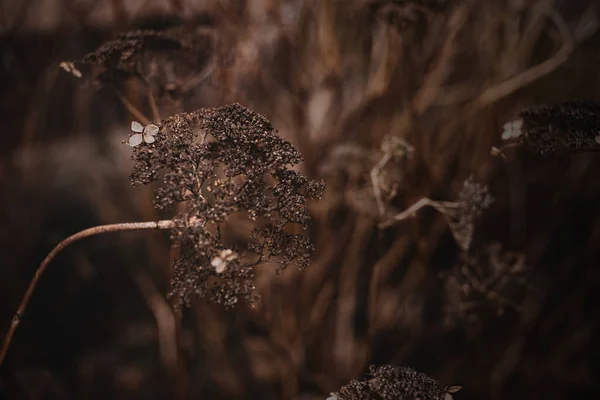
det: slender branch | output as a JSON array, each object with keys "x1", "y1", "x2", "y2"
[
  {"x1": 148, "y1": 87, "x2": 161, "y2": 122},
  {"x1": 110, "y1": 84, "x2": 151, "y2": 125},
  {"x1": 379, "y1": 197, "x2": 462, "y2": 229},
  {"x1": 379, "y1": 198, "x2": 436, "y2": 228},
  {"x1": 0, "y1": 220, "x2": 176, "y2": 367},
  {"x1": 129, "y1": 267, "x2": 178, "y2": 371}
]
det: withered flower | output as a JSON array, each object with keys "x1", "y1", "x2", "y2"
[
  {"x1": 129, "y1": 103, "x2": 324, "y2": 309},
  {"x1": 331, "y1": 365, "x2": 461, "y2": 400},
  {"x1": 496, "y1": 100, "x2": 600, "y2": 159}
]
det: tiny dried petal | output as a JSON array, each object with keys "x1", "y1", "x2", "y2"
[
  {"x1": 211, "y1": 257, "x2": 227, "y2": 273},
  {"x1": 129, "y1": 134, "x2": 144, "y2": 147},
  {"x1": 131, "y1": 121, "x2": 144, "y2": 132},
  {"x1": 143, "y1": 134, "x2": 156, "y2": 144},
  {"x1": 144, "y1": 124, "x2": 159, "y2": 135}
]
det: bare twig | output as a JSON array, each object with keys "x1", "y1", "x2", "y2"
[
  {"x1": 148, "y1": 88, "x2": 161, "y2": 122},
  {"x1": 379, "y1": 197, "x2": 459, "y2": 229},
  {"x1": 0, "y1": 220, "x2": 176, "y2": 367},
  {"x1": 129, "y1": 267, "x2": 178, "y2": 371},
  {"x1": 110, "y1": 84, "x2": 151, "y2": 125}
]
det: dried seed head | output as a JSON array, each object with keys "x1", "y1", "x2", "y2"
[
  {"x1": 501, "y1": 100, "x2": 600, "y2": 157},
  {"x1": 441, "y1": 176, "x2": 494, "y2": 251},
  {"x1": 127, "y1": 103, "x2": 324, "y2": 310},
  {"x1": 333, "y1": 365, "x2": 456, "y2": 400}
]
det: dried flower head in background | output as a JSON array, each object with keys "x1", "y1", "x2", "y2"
[
  {"x1": 369, "y1": 0, "x2": 456, "y2": 31},
  {"x1": 497, "y1": 100, "x2": 600, "y2": 158},
  {"x1": 443, "y1": 242, "x2": 528, "y2": 328},
  {"x1": 331, "y1": 365, "x2": 461, "y2": 400},
  {"x1": 74, "y1": 28, "x2": 212, "y2": 95},
  {"x1": 129, "y1": 103, "x2": 324, "y2": 309},
  {"x1": 446, "y1": 176, "x2": 495, "y2": 251}
]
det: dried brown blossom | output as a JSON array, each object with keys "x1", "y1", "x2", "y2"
[
  {"x1": 497, "y1": 100, "x2": 600, "y2": 158},
  {"x1": 129, "y1": 103, "x2": 324, "y2": 309},
  {"x1": 75, "y1": 27, "x2": 212, "y2": 93},
  {"x1": 368, "y1": 0, "x2": 456, "y2": 30},
  {"x1": 330, "y1": 365, "x2": 461, "y2": 400},
  {"x1": 443, "y1": 242, "x2": 528, "y2": 327},
  {"x1": 444, "y1": 176, "x2": 495, "y2": 251}
]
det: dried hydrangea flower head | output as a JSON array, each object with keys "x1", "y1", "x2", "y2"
[
  {"x1": 495, "y1": 100, "x2": 600, "y2": 158},
  {"x1": 129, "y1": 103, "x2": 324, "y2": 309},
  {"x1": 75, "y1": 28, "x2": 212, "y2": 92},
  {"x1": 330, "y1": 365, "x2": 461, "y2": 400}
]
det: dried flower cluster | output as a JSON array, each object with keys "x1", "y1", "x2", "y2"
[
  {"x1": 443, "y1": 242, "x2": 528, "y2": 327},
  {"x1": 328, "y1": 365, "x2": 461, "y2": 400},
  {"x1": 497, "y1": 100, "x2": 600, "y2": 158},
  {"x1": 369, "y1": 0, "x2": 456, "y2": 30},
  {"x1": 74, "y1": 28, "x2": 212, "y2": 94},
  {"x1": 129, "y1": 103, "x2": 324, "y2": 309}
]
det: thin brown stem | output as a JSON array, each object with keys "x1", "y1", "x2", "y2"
[
  {"x1": 148, "y1": 88, "x2": 161, "y2": 122},
  {"x1": 110, "y1": 84, "x2": 151, "y2": 125},
  {"x1": 0, "y1": 220, "x2": 176, "y2": 368}
]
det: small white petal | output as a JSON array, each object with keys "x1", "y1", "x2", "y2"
[
  {"x1": 501, "y1": 129, "x2": 513, "y2": 140},
  {"x1": 144, "y1": 124, "x2": 159, "y2": 136},
  {"x1": 595, "y1": 135, "x2": 600, "y2": 145},
  {"x1": 131, "y1": 121, "x2": 144, "y2": 132},
  {"x1": 211, "y1": 258, "x2": 227, "y2": 273},
  {"x1": 219, "y1": 249, "x2": 238, "y2": 262},
  {"x1": 144, "y1": 134, "x2": 156, "y2": 144},
  {"x1": 513, "y1": 118, "x2": 523, "y2": 129},
  {"x1": 446, "y1": 386, "x2": 462, "y2": 393},
  {"x1": 503, "y1": 122, "x2": 512, "y2": 130},
  {"x1": 129, "y1": 134, "x2": 144, "y2": 147}
]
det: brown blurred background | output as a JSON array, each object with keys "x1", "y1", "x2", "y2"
[{"x1": 2, "y1": 0, "x2": 600, "y2": 399}]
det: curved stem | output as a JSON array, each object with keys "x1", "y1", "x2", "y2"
[{"x1": 0, "y1": 220, "x2": 176, "y2": 367}]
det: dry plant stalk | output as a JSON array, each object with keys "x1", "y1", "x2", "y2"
[{"x1": 0, "y1": 221, "x2": 174, "y2": 367}]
